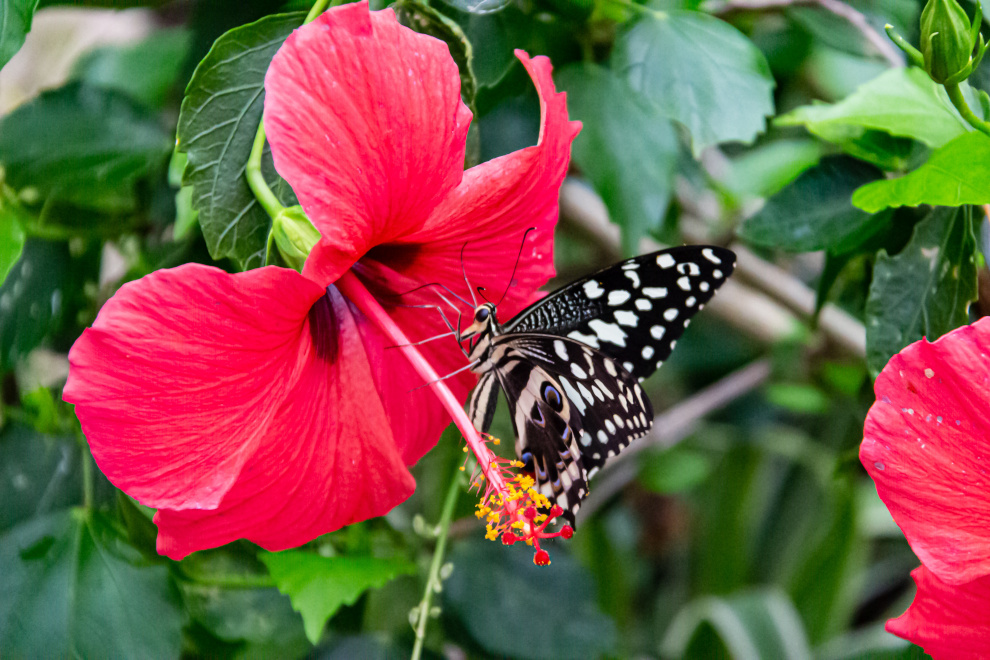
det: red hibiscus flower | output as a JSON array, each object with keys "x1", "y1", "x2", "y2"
[
  {"x1": 861, "y1": 317, "x2": 990, "y2": 657},
  {"x1": 64, "y1": 1, "x2": 580, "y2": 560}
]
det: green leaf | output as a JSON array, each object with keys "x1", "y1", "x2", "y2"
[
  {"x1": 0, "y1": 426, "x2": 83, "y2": 532},
  {"x1": 638, "y1": 447, "x2": 712, "y2": 494},
  {"x1": 612, "y1": 11, "x2": 775, "y2": 155},
  {"x1": 260, "y1": 550, "x2": 415, "y2": 644},
  {"x1": 0, "y1": 0, "x2": 39, "y2": 68},
  {"x1": 444, "y1": 540, "x2": 617, "y2": 659},
  {"x1": 852, "y1": 132, "x2": 990, "y2": 212},
  {"x1": 723, "y1": 138, "x2": 825, "y2": 200},
  {"x1": 661, "y1": 589, "x2": 813, "y2": 660},
  {"x1": 439, "y1": 0, "x2": 511, "y2": 14},
  {"x1": 0, "y1": 510, "x2": 184, "y2": 658},
  {"x1": 0, "y1": 83, "x2": 172, "y2": 212},
  {"x1": 556, "y1": 63, "x2": 678, "y2": 255},
  {"x1": 0, "y1": 196, "x2": 26, "y2": 286},
  {"x1": 764, "y1": 383, "x2": 830, "y2": 414},
  {"x1": 778, "y1": 68, "x2": 971, "y2": 150},
  {"x1": 177, "y1": 13, "x2": 305, "y2": 270},
  {"x1": 739, "y1": 156, "x2": 883, "y2": 252},
  {"x1": 0, "y1": 239, "x2": 85, "y2": 370},
  {"x1": 866, "y1": 206, "x2": 978, "y2": 375},
  {"x1": 71, "y1": 28, "x2": 191, "y2": 108}
]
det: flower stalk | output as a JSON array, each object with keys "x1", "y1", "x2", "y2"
[{"x1": 410, "y1": 471, "x2": 462, "y2": 660}]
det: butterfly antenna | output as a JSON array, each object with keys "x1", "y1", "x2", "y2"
[
  {"x1": 495, "y1": 227, "x2": 537, "y2": 307},
  {"x1": 460, "y1": 241, "x2": 478, "y2": 307},
  {"x1": 388, "y1": 281, "x2": 474, "y2": 310},
  {"x1": 476, "y1": 286, "x2": 491, "y2": 303}
]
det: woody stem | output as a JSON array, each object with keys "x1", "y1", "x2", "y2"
[{"x1": 335, "y1": 270, "x2": 506, "y2": 493}]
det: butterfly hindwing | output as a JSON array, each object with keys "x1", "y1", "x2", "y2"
[
  {"x1": 505, "y1": 246, "x2": 735, "y2": 380},
  {"x1": 488, "y1": 333, "x2": 654, "y2": 523}
]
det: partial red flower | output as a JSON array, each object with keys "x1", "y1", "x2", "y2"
[
  {"x1": 886, "y1": 567, "x2": 990, "y2": 659},
  {"x1": 64, "y1": 1, "x2": 579, "y2": 559},
  {"x1": 861, "y1": 317, "x2": 990, "y2": 654}
]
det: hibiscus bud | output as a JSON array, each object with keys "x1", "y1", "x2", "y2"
[
  {"x1": 271, "y1": 205, "x2": 321, "y2": 271},
  {"x1": 920, "y1": 0, "x2": 984, "y2": 83}
]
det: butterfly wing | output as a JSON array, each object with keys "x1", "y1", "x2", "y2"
[
  {"x1": 488, "y1": 333, "x2": 653, "y2": 524},
  {"x1": 505, "y1": 246, "x2": 735, "y2": 381}
]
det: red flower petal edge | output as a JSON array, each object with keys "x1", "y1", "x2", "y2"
[
  {"x1": 887, "y1": 566, "x2": 990, "y2": 659},
  {"x1": 861, "y1": 317, "x2": 990, "y2": 584},
  {"x1": 65, "y1": 266, "x2": 414, "y2": 559}
]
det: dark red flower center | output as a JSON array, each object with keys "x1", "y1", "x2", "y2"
[{"x1": 308, "y1": 288, "x2": 339, "y2": 363}]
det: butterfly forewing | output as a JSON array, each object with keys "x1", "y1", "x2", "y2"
[{"x1": 506, "y1": 246, "x2": 736, "y2": 381}]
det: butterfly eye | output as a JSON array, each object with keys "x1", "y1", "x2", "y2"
[
  {"x1": 542, "y1": 383, "x2": 563, "y2": 411},
  {"x1": 474, "y1": 307, "x2": 490, "y2": 323}
]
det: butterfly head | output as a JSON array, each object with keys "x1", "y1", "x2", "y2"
[{"x1": 461, "y1": 302, "x2": 499, "y2": 343}]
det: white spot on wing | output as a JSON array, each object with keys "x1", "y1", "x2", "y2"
[
  {"x1": 554, "y1": 340, "x2": 568, "y2": 361},
  {"x1": 614, "y1": 310, "x2": 638, "y2": 326},
  {"x1": 703, "y1": 248, "x2": 722, "y2": 264},
  {"x1": 604, "y1": 360, "x2": 618, "y2": 377},
  {"x1": 677, "y1": 276, "x2": 691, "y2": 291},
  {"x1": 568, "y1": 330, "x2": 600, "y2": 348},
  {"x1": 605, "y1": 419, "x2": 616, "y2": 434},
  {"x1": 664, "y1": 308, "x2": 678, "y2": 321},
  {"x1": 608, "y1": 290, "x2": 631, "y2": 306},
  {"x1": 624, "y1": 270, "x2": 640, "y2": 288},
  {"x1": 651, "y1": 325, "x2": 665, "y2": 339},
  {"x1": 583, "y1": 280, "x2": 605, "y2": 299},
  {"x1": 571, "y1": 363, "x2": 587, "y2": 379},
  {"x1": 635, "y1": 299, "x2": 652, "y2": 311},
  {"x1": 560, "y1": 377, "x2": 586, "y2": 415},
  {"x1": 588, "y1": 319, "x2": 627, "y2": 347},
  {"x1": 642, "y1": 345, "x2": 654, "y2": 360},
  {"x1": 643, "y1": 287, "x2": 668, "y2": 299},
  {"x1": 657, "y1": 254, "x2": 676, "y2": 268}
]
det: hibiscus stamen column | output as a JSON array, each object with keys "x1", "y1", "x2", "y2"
[{"x1": 335, "y1": 270, "x2": 508, "y2": 496}]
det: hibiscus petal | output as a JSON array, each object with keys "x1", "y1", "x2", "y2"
[
  {"x1": 65, "y1": 265, "x2": 325, "y2": 510},
  {"x1": 322, "y1": 52, "x2": 580, "y2": 464},
  {"x1": 264, "y1": 1, "x2": 473, "y2": 280},
  {"x1": 886, "y1": 566, "x2": 990, "y2": 658},
  {"x1": 861, "y1": 318, "x2": 990, "y2": 585},
  {"x1": 154, "y1": 286, "x2": 415, "y2": 559}
]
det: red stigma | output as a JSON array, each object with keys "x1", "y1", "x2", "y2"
[
  {"x1": 533, "y1": 549, "x2": 550, "y2": 566},
  {"x1": 560, "y1": 525, "x2": 574, "y2": 539}
]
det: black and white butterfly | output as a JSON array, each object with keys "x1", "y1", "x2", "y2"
[{"x1": 457, "y1": 246, "x2": 735, "y2": 525}]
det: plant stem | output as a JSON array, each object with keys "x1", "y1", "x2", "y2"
[
  {"x1": 410, "y1": 472, "x2": 462, "y2": 660},
  {"x1": 82, "y1": 444, "x2": 94, "y2": 510},
  {"x1": 245, "y1": 0, "x2": 334, "y2": 222},
  {"x1": 944, "y1": 83, "x2": 990, "y2": 137},
  {"x1": 246, "y1": 124, "x2": 284, "y2": 221}
]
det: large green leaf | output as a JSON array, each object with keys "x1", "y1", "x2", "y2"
[
  {"x1": 738, "y1": 156, "x2": 883, "y2": 252},
  {"x1": 444, "y1": 540, "x2": 617, "y2": 659},
  {"x1": 177, "y1": 13, "x2": 304, "y2": 270},
  {"x1": 852, "y1": 132, "x2": 990, "y2": 212},
  {"x1": 0, "y1": 194, "x2": 25, "y2": 286},
  {"x1": 612, "y1": 10, "x2": 775, "y2": 155},
  {"x1": 556, "y1": 63, "x2": 678, "y2": 255},
  {"x1": 260, "y1": 550, "x2": 415, "y2": 644},
  {"x1": 0, "y1": 83, "x2": 172, "y2": 212},
  {"x1": 0, "y1": 509, "x2": 184, "y2": 658},
  {"x1": 72, "y1": 28, "x2": 191, "y2": 108},
  {"x1": 0, "y1": 425, "x2": 84, "y2": 533},
  {"x1": 778, "y1": 68, "x2": 971, "y2": 150},
  {"x1": 865, "y1": 206, "x2": 978, "y2": 375},
  {"x1": 661, "y1": 589, "x2": 813, "y2": 660},
  {"x1": 0, "y1": 0, "x2": 38, "y2": 68}
]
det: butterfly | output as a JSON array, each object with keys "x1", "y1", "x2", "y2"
[{"x1": 457, "y1": 246, "x2": 735, "y2": 525}]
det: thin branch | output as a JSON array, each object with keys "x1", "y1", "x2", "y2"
[
  {"x1": 576, "y1": 359, "x2": 772, "y2": 523},
  {"x1": 559, "y1": 180, "x2": 866, "y2": 356},
  {"x1": 708, "y1": 0, "x2": 903, "y2": 68}
]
